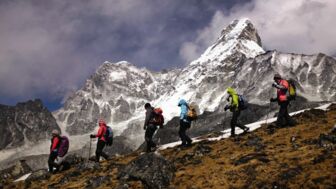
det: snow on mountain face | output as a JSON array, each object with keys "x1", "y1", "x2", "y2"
[
  {"x1": 54, "y1": 18, "x2": 336, "y2": 151},
  {"x1": 54, "y1": 61, "x2": 174, "y2": 135},
  {"x1": 235, "y1": 51, "x2": 336, "y2": 104}
]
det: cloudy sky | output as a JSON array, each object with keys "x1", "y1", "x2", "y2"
[{"x1": 0, "y1": 0, "x2": 335, "y2": 110}]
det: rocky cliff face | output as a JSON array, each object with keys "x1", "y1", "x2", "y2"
[
  {"x1": 0, "y1": 99, "x2": 60, "y2": 150},
  {"x1": 54, "y1": 18, "x2": 336, "y2": 153}
]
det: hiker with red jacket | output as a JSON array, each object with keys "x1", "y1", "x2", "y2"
[
  {"x1": 48, "y1": 129, "x2": 61, "y2": 173},
  {"x1": 90, "y1": 119, "x2": 109, "y2": 162},
  {"x1": 143, "y1": 103, "x2": 159, "y2": 152},
  {"x1": 270, "y1": 73, "x2": 295, "y2": 127}
]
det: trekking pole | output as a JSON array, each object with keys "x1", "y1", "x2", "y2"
[
  {"x1": 223, "y1": 111, "x2": 227, "y2": 130},
  {"x1": 265, "y1": 89, "x2": 273, "y2": 126},
  {"x1": 88, "y1": 138, "x2": 92, "y2": 163}
]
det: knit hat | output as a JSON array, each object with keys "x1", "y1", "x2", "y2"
[
  {"x1": 99, "y1": 119, "x2": 106, "y2": 125},
  {"x1": 51, "y1": 129, "x2": 60, "y2": 136},
  {"x1": 274, "y1": 73, "x2": 282, "y2": 80}
]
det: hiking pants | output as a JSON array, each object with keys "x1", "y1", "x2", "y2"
[
  {"x1": 96, "y1": 140, "x2": 109, "y2": 162},
  {"x1": 48, "y1": 151, "x2": 59, "y2": 173},
  {"x1": 276, "y1": 101, "x2": 295, "y2": 127},
  {"x1": 179, "y1": 120, "x2": 192, "y2": 145},
  {"x1": 231, "y1": 110, "x2": 248, "y2": 136},
  {"x1": 145, "y1": 124, "x2": 157, "y2": 152}
]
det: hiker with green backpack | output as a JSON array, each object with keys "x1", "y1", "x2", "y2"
[
  {"x1": 143, "y1": 103, "x2": 164, "y2": 152},
  {"x1": 224, "y1": 87, "x2": 249, "y2": 137},
  {"x1": 90, "y1": 119, "x2": 112, "y2": 162},
  {"x1": 270, "y1": 73, "x2": 296, "y2": 127}
]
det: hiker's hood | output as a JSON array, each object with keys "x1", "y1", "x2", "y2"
[
  {"x1": 178, "y1": 99, "x2": 188, "y2": 106},
  {"x1": 227, "y1": 87, "x2": 237, "y2": 96}
]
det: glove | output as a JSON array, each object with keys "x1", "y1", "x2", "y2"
[
  {"x1": 272, "y1": 82, "x2": 277, "y2": 88},
  {"x1": 224, "y1": 105, "x2": 229, "y2": 111},
  {"x1": 90, "y1": 134, "x2": 96, "y2": 138},
  {"x1": 270, "y1": 98, "x2": 276, "y2": 102},
  {"x1": 143, "y1": 126, "x2": 147, "y2": 130}
]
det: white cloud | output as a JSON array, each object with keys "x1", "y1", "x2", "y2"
[{"x1": 180, "y1": 0, "x2": 336, "y2": 62}]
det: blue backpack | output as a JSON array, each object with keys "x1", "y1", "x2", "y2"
[
  {"x1": 104, "y1": 126, "x2": 113, "y2": 146},
  {"x1": 238, "y1": 94, "x2": 248, "y2": 110}
]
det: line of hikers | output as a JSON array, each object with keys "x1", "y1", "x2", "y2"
[{"x1": 48, "y1": 73, "x2": 296, "y2": 172}]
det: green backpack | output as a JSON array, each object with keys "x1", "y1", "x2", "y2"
[{"x1": 287, "y1": 79, "x2": 296, "y2": 101}]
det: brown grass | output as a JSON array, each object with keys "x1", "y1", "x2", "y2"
[{"x1": 5, "y1": 105, "x2": 336, "y2": 189}]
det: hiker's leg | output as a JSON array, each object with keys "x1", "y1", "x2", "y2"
[
  {"x1": 145, "y1": 127, "x2": 151, "y2": 152},
  {"x1": 148, "y1": 125, "x2": 157, "y2": 149},
  {"x1": 185, "y1": 122, "x2": 192, "y2": 144},
  {"x1": 145, "y1": 125, "x2": 156, "y2": 152},
  {"x1": 284, "y1": 102, "x2": 295, "y2": 126},
  {"x1": 231, "y1": 111, "x2": 238, "y2": 136},
  {"x1": 100, "y1": 141, "x2": 109, "y2": 160},
  {"x1": 48, "y1": 151, "x2": 58, "y2": 172},
  {"x1": 234, "y1": 110, "x2": 248, "y2": 131},
  {"x1": 95, "y1": 140, "x2": 105, "y2": 162},
  {"x1": 276, "y1": 102, "x2": 286, "y2": 127},
  {"x1": 179, "y1": 120, "x2": 187, "y2": 145}
]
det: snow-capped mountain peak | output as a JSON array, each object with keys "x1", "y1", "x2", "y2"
[{"x1": 191, "y1": 18, "x2": 265, "y2": 66}]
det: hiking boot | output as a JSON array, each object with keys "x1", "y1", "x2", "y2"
[{"x1": 89, "y1": 157, "x2": 96, "y2": 162}]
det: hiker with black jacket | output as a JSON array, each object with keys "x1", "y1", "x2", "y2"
[
  {"x1": 143, "y1": 103, "x2": 158, "y2": 152},
  {"x1": 270, "y1": 73, "x2": 295, "y2": 127},
  {"x1": 225, "y1": 87, "x2": 249, "y2": 137},
  {"x1": 90, "y1": 119, "x2": 109, "y2": 162}
]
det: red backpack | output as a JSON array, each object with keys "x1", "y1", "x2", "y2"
[{"x1": 152, "y1": 108, "x2": 164, "y2": 126}]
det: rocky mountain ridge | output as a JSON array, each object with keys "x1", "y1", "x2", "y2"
[
  {"x1": 0, "y1": 99, "x2": 60, "y2": 150},
  {"x1": 53, "y1": 18, "x2": 336, "y2": 153}
]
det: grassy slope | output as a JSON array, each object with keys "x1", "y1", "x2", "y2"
[{"x1": 6, "y1": 104, "x2": 336, "y2": 189}]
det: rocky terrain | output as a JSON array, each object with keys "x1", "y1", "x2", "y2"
[
  {"x1": 3, "y1": 103, "x2": 336, "y2": 189},
  {"x1": 0, "y1": 99, "x2": 60, "y2": 150}
]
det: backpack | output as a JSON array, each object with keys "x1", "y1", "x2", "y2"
[
  {"x1": 58, "y1": 136, "x2": 69, "y2": 157},
  {"x1": 287, "y1": 79, "x2": 296, "y2": 101},
  {"x1": 152, "y1": 108, "x2": 164, "y2": 126},
  {"x1": 238, "y1": 94, "x2": 248, "y2": 110},
  {"x1": 104, "y1": 126, "x2": 113, "y2": 146},
  {"x1": 187, "y1": 105, "x2": 198, "y2": 121}
]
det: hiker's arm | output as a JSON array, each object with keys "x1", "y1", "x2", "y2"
[
  {"x1": 50, "y1": 137, "x2": 60, "y2": 152},
  {"x1": 272, "y1": 82, "x2": 286, "y2": 90},
  {"x1": 144, "y1": 110, "x2": 151, "y2": 129},
  {"x1": 96, "y1": 127, "x2": 104, "y2": 138}
]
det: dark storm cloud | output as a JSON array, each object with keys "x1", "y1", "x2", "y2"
[{"x1": 0, "y1": 0, "x2": 246, "y2": 108}]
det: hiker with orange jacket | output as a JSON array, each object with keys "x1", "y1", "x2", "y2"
[
  {"x1": 270, "y1": 73, "x2": 295, "y2": 127},
  {"x1": 90, "y1": 119, "x2": 109, "y2": 162}
]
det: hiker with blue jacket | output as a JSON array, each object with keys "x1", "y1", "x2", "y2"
[
  {"x1": 225, "y1": 87, "x2": 249, "y2": 137},
  {"x1": 178, "y1": 99, "x2": 192, "y2": 147}
]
